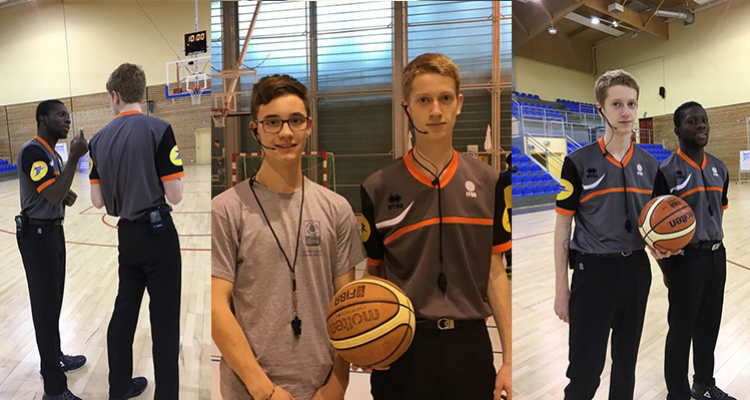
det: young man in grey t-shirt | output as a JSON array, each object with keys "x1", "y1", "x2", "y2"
[{"x1": 212, "y1": 74, "x2": 365, "y2": 400}]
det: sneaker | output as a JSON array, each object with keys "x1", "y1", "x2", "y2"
[
  {"x1": 42, "y1": 389, "x2": 82, "y2": 400},
  {"x1": 691, "y1": 383, "x2": 737, "y2": 400},
  {"x1": 60, "y1": 354, "x2": 86, "y2": 372},
  {"x1": 109, "y1": 377, "x2": 148, "y2": 400}
]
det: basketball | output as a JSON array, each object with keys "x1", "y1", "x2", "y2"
[
  {"x1": 638, "y1": 195, "x2": 696, "y2": 253},
  {"x1": 326, "y1": 277, "x2": 415, "y2": 369}
]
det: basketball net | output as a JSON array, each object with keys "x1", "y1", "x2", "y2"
[
  {"x1": 189, "y1": 86, "x2": 204, "y2": 105},
  {"x1": 211, "y1": 108, "x2": 229, "y2": 128}
]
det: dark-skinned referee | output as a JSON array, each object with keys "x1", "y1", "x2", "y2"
[
  {"x1": 16, "y1": 99, "x2": 88, "y2": 400},
  {"x1": 89, "y1": 63, "x2": 184, "y2": 400}
]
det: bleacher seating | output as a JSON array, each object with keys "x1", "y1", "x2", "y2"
[
  {"x1": 556, "y1": 98, "x2": 598, "y2": 115},
  {"x1": 512, "y1": 101, "x2": 569, "y2": 122},
  {"x1": 511, "y1": 146, "x2": 561, "y2": 198},
  {"x1": 0, "y1": 159, "x2": 17, "y2": 173}
]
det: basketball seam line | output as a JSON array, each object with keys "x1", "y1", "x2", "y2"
[{"x1": 644, "y1": 203, "x2": 691, "y2": 240}]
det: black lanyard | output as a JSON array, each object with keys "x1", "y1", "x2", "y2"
[
  {"x1": 249, "y1": 175, "x2": 305, "y2": 336},
  {"x1": 696, "y1": 157, "x2": 714, "y2": 216},
  {"x1": 603, "y1": 142, "x2": 633, "y2": 233},
  {"x1": 411, "y1": 148, "x2": 454, "y2": 294}
]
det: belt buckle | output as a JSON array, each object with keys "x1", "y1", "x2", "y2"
[
  {"x1": 621, "y1": 251, "x2": 632, "y2": 257},
  {"x1": 437, "y1": 318, "x2": 455, "y2": 330},
  {"x1": 59, "y1": 219, "x2": 64, "y2": 226},
  {"x1": 711, "y1": 242, "x2": 721, "y2": 251}
]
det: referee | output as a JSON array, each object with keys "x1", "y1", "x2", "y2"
[
  {"x1": 653, "y1": 102, "x2": 734, "y2": 400},
  {"x1": 16, "y1": 100, "x2": 87, "y2": 400},
  {"x1": 89, "y1": 63, "x2": 184, "y2": 400}
]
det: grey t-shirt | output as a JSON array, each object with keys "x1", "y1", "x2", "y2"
[{"x1": 212, "y1": 177, "x2": 365, "y2": 400}]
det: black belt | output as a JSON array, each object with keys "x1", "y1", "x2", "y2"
[
  {"x1": 577, "y1": 249, "x2": 645, "y2": 258},
  {"x1": 27, "y1": 218, "x2": 64, "y2": 226},
  {"x1": 685, "y1": 241, "x2": 722, "y2": 251},
  {"x1": 416, "y1": 318, "x2": 484, "y2": 331}
]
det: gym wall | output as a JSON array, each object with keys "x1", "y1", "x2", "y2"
[
  {"x1": 513, "y1": 57, "x2": 597, "y2": 104},
  {"x1": 0, "y1": 0, "x2": 211, "y2": 105}
]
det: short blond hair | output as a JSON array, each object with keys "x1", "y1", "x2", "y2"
[
  {"x1": 402, "y1": 53, "x2": 461, "y2": 99},
  {"x1": 595, "y1": 69, "x2": 639, "y2": 106}
]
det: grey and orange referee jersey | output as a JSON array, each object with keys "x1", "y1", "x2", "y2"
[
  {"x1": 360, "y1": 150, "x2": 511, "y2": 321},
  {"x1": 653, "y1": 149, "x2": 728, "y2": 243},
  {"x1": 556, "y1": 137, "x2": 659, "y2": 254},
  {"x1": 89, "y1": 110, "x2": 184, "y2": 221},
  {"x1": 17, "y1": 135, "x2": 65, "y2": 220}
]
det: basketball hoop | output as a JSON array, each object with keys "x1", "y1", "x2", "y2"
[
  {"x1": 211, "y1": 108, "x2": 230, "y2": 128},
  {"x1": 189, "y1": 85, "x2": 204, "y2": 105}
]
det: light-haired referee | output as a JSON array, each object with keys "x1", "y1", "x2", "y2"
[{"x1": 89, "y1": 63, "x2": 184, "y2": 400}]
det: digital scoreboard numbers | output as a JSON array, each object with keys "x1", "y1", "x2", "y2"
[{"x1": 184, "y1": 30, "x2": 207, "y2": 56}]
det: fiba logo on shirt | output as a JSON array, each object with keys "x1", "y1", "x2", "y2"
[
  {"x1": 30, "y1": 161, "x2": 48, "y2": 182},
  {"x1": 637, "y1": 163, "x2": 644, "y2": 177},
  {"x1": 169, "y1": 145, "x2": 183, "y2": 166},
  {"x1": 465, "y1": 180, "x2": 477, "y2": 198},
  {"x1": 305, "y1": 220, "x2": 321, "y2": 246},
  {"x1": 712, "y1": 167, "x2": 719, "y2": 177}
]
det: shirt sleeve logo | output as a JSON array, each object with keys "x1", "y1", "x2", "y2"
[
  {"x1": 30, "y1": 161, "x2": 49, "y2": 182},
  {"x1": 557, "y1": 178, "x2": 574, "y2": 201},
  {"x1": 502, "y1": 207, "x2": 511, "y2": 233},
  {"x1": 170, "y1": 145, "x2": 183, "y2": 166},
  {"x1": 89, "y1": 156, "x2": 94, "y2": 169},
  {"x1": 359, "y1": 215, "x2": 371, "y2": 242}
]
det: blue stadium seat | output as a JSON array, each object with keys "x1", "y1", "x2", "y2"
[
  {"x1": 512, "y1": 185, "x2": 522, "y2": 197},
  {"x1": 531, "y1": 164, "x2": 542, "y2": 173},
  {"x1": 522, "y1": 174, "x2": 532, "y2": 184},
  {"x1": 521, "y1": 164, "x2": 532, "y2": 173},
  {"x1": 532, "y1": 174, "x2": 542, "y2": 184},
  {"x1": 523, "y1": 186, "x2": 534, "y2": 196},
  {"x1": 534, "y1": 184, "x2": 545, "y2": 195},
  {"x1": 544, "y1": 183, "x2": 555, "y2": 194},
  {"x1": 511, "y1": 175, "x2": 521, "y2": 185},
  {"x1": 520, "y1": 155, "x2": 531, "y2": 163}
]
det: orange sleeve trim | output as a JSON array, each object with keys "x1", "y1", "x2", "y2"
[
  {"x1": 383, "y1": 217, "x2": 493, "y2": 245},
  {"x1": 493, "y1": 241, "x2": 511, "y2": 254},
  {"x1": 556, "y1": 207, "x2": 576, "y2": 216},
  {"x1": 37, "y1": 178, "x2": 55, "y2": 193},
  {"x1": 367, "y1": 258, "x2": 383, "y2": 267},
  {"x1": 160, "y1": 171, "x2": 185, "y2": 182},
  {"x1": 90, "y1": 179, "x2": 100, "y2": 184},
  {"x1": 723, "y1": 205, "x2": 728, "y2": 210},
  {"x1": 53, "y1": 171, "x2": 60, "y2": 176}
]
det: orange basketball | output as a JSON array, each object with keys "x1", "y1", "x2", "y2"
[
  {"x1": 326, "y1": 277, "x2": 415, "y2": 369},
  {"x1": 638, "y1": 195, "x2": 696, "y2": 253}
]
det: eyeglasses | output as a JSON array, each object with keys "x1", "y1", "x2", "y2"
[{"x1": 257, "y1": 116, "x2": 310, "y2": 134}]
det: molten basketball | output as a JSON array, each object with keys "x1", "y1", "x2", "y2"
[
  {"x1": 638, "y1": 195, "x2": 696, "y2": 253},
  {"x1": 326, "y1": 277, "x2": 415, "y2": 369}
]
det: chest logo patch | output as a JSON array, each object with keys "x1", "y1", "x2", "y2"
[
  {"x1": 582, "y1": 174, "x2": 605, "y2": 191},
  {"x1": 387, "y1": 193, "x2": 403, "y2": 210},
  {"x1": 712, "y1": 167, "x2": 719, "y2": 177},
  {"x1": 30, "y1": 161, "x2": 48, "y2": 182},
  {"x1": 304, "y1": 220, "x2": 321, "y2": 246},
  {"x1": 465, "y1": 180, "x2": 477, "y2": 198},
  {"x1": 637, "y1": 163, "x2": 644, "y2": 177},
  {"x1": 557, "y1": 179, "x2": 574, "y2": 201},
  {"x1": 359, "y1": 215, "x2": 371, "y2": 242},
  {"x1": 170, "y1": 146, "x2": 183, "y2": 166},
  {"x1": 671, "y1": 173, "x2": 692, "y2": 193},
  {"x1": 586, "y1": 167, "x2": 598, "y2": 179}
]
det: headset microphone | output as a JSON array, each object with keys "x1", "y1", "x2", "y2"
[
  {"x1": 402, "y1": 104, "x2": 428, "y2": 135},
  {"x1": 597, "y1": 107, "x2": 618, "y2": 131},
  {"x1": 252, "y1": 127, "x2": 277, "y2": 151}
]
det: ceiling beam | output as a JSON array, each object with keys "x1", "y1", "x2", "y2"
[
  {"x1": 576, "y1": 0, "x2": 669, "y2": 39},
  {"x1": 568, "y1": 25, "x2": 590, "y2": 38},
  {"x1": 644, "y1": 0, "x2": 666, "y2": 27},
  {"x1": 513, "y1": 14, "x2": 530, "y2": 36}
]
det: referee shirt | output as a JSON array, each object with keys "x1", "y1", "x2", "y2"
[
  {"x1": 653, "y1": 149, "x2": 728, "y2": 243},
  {"x1": 89, "y1": 110, "x2": 184, "y2": 221},
  {"x1": 360, "y1": 150, "x2": 511, "y2": 321},
  {"x1": 556, "y1": 137, "x2": 659, "y2": 254},
  {"x1": 17, "y1": 135, "x2": 65, "y2": 220}
]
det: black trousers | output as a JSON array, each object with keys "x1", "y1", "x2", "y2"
[
  {"x1": 664, "y1": 245, "x2": 726, "y2": 400},
  {"x1": 17, "y1": 224, "x2": 67, "y2": 395},
  {"x1": 370, "y1": 319, "x2": 496, "y2": 400},
  {"x1": 108, "y1": 214, "x2": 181, "y2": 399},
  {"x1": 564, "y1": 250, "x2": 652, "y2": 400}
]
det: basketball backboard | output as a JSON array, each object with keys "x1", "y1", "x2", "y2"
[{"x1": 166, "y1": 55, "x2": 212, "y2": 102}]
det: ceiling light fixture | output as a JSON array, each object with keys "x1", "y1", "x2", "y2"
[
  {"x1": 612, "y1": 20, "x2": 619, "y2": 28},
  {"x1": 548, "y1": 21, "x2": 557, "y2": 35},
  {"x1": 591, "y1": 16, "x2": 601, "y2": 25}
]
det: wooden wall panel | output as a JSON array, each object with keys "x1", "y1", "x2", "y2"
[{"x1": 0, "y1": 107, "x2": 10, "y2": 161}]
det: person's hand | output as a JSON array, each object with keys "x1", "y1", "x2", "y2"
[
  {"x1": 647, "y1": 245, "x2": 673, "y2": 260},
  {"x1": 350, "y1": 364, "x2": 390, "y2": 373},
  {"x1": 271, "y1": 386, "x2": 296, "y2": 400},
  {"x1": 70, "y1": 129, "x2": 88, "y2": 160},
  {"x1": 554, "y1": 288, "x2": 570, "y2": 323},
  {"x1": 311, "y1": 381, "x2": 344, "y2": 400},
  {"x1": 495, "y1": 364, "x2": 511, "y2": 400},
  {"x1": 63, "y1": 190, "x2": 77, "y2": 207}
]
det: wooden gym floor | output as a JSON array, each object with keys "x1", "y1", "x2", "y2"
[
  {"x1": 0, "y1": 165, "x2": 211, "y2": 399},
  {"x1": 512, "y1": 183, "x2": 750, "y2": 400}
]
